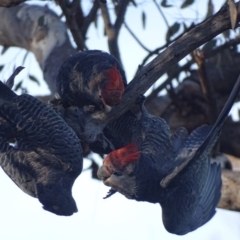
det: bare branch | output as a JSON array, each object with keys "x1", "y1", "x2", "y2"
[
  {"x1": 99, "y1": 2, "x2": 122, "y2": 65},
  {"x1": 114, "y1": 0, "x2": 130, "y2": 34},
  {"x1": 146, "y1": 61, "x2": 192, "y2": 102},
  {"x1": 99, "y1": 1, "x2": 112, "y2": 30},
  {"x1": 0, "y1": 4, "x2": 77, "y2": 93},
  {"x1": 81, "y1": 0, "x2": 99, "y2": 37},
  {"x1": 88, "y1": 1, "x2": 240, "y2": 128},
  {"x1": 124, "y1": 22, "x2": 151, "y2": 52},
  {"x1": 218, "y1": 170, "x2": 240, "y2": 211},
  {"x1": 146, "y1": 35, "x2": 240, "y2": 102},
  {"x1": 153, "y1": 0, "x2": 169, "y2": 28},
  {"x1": 139, "y1": 23, "x2": 196, "y2": 68},
  {"x1": 57, "y1": 0, "x2": 87, "y2": 50}
]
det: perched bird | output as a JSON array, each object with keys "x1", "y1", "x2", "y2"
[
  {"x1": 0, "y1": 81, "x2": 83, "y2": 216},
  {"x1": 56, "y1": 50, "x2": 127, "y2": 112},
  {"x1": 98, "y1": 74, "x2": 240, "y2": 235}
]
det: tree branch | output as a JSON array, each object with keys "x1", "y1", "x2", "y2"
[
  {"x1": 114, "y1": 0, "x2": 130, "y2": 34},
  {"x1": 218, "y1": 170, "x2": 240, "y2": 211},
  {"x1": 57, "y1": 0, "x2": 87, "y2": 50},
  {"x1": 0, "y1": 4, "x2": 77, "y2": 93},
  {"x1": 146, "y1": 35, "x2": 240, "y2": 102},
  {"x1": 124, "y1": 22, "x2": 151, "y2": 52},
  {"x1": 81, "y1": 0, "x2": 100, "y2": 37},
  {"x1": 153, "y1": 0, "x2": 169, "y2": 28},
  {"x1": 77, "y1": 1, "x2": 240, "y2": 146},
  {"x1": 103, "y1": 1, "x2": 239, "y2": 122},
  {"x1": 99, "y1": 2, "x2": 122, "y2": 65}
]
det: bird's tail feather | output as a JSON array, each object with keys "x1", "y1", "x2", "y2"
[
  {"x1": 195, "y1": 73, "x2": 240, "y2": 156},
  {"x1": 160, "y1": 74, "x2": 240, "y2": 188}
]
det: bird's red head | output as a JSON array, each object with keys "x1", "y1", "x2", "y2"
[
  {"x1": 103, "y1": 142, "x2": 140, "y2": 175},
  {"x1": 98, "y1": 66, "x2": 125, "y2": 106},
  {"x1": 97, "y1": 142, "x2": 140, "y2": 199}
]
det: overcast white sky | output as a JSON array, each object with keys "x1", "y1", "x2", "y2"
[{"x1": 0, "y1": 0, "x2": 240, "y2": 240}]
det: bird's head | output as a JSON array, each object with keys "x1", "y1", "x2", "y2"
[
  {"x1": 97, "y1": 66, "x2": 125, "y2": 108},
  {"x1": 97, "y1": 142, "x2": 140, "y2": 199},
  {"x1": 37, "y1": 182, "x2": 78, "y2": 216}
]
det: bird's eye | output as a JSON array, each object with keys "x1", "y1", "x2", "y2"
[{"x1": 99, "y1": 95, "x2": 102, "y2": 99}]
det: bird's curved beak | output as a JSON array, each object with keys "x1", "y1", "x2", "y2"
[{"x1": 97, "y1": 165, "x2": 111, "y2": 182}]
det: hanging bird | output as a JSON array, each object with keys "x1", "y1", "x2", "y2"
[
  {"x1": 1, "y1": 66, "x2": 96, "y2": 156},
  {"x1": 98, "y1": 74, "x2": 240, "y2": 235},
  {"x1": 0, "y1": 80, "x2": 83, "y2": 216},
  {"x1": 56, "y1": 50, "x2": 127, "y2": 112}
]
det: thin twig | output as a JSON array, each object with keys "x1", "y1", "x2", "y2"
[
  {"x1": 153, "y1": 0, "x2": 169, "y2": 28},
  {"x1": 57, "y1": 0, "x2": 87, "y2": 50},
  {"x1": 81, "y1": 0, "x2": 100, "y2": 37},
  {"x1": 146, "y1": 61, "x2": 193, "y2": 102},
  {"x1": 114, "y1": 0, "x2": 130, "y2": 34},
  {"x1": 146, "y1": 36, "x2": 240, "y2": 102},
  {"x1": 99, "y1": 1, "x2": 122, "y2": 65},
  {"x1": 124, "y1": 22, "x2": 151, "y2": 52}
]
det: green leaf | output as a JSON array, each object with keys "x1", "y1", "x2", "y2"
[
  {"x1": 166, "y1": 22, "x2": 181, "y2": 41},
  {"x1": 141, "y1": 11, "x2": 146, "y2": 29},
  {"x1": 14, "y1": 81, "x2": 22, "y2": 91},
  {"x1": 38, "y1": 15, "x2": 45, "y2": 27},
  {"x1": 161, "y1": 0, "x2": 173, "y2": 7},
  {"x1": 0, "y1": 65, "x2": 4, "y2": 72},
  {"x1": 29, "y1": 75, "x2": 40, "y2": 86},
  {"x1": 181, "y1": 0, "x2": 194, "y2": 9}
]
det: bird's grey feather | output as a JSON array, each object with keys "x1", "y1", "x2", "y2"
[{"x1": 0, "y1": 81, "x2": 83, "y2": 216}]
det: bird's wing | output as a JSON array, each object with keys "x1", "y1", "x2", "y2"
[
  {"x1": 184, "y1": 161, "x2": 221, "y2": 233},
  {"x1": 0, "y1": 92, "x2": 83, "y2": 199},
  {"x1": 161, "y1": 73, "x2": 240, "y2": 188},
  {"x1": 0, "y1": 133, "x2": 37, "y2": 197},
  {"x1": 160, "y1": 159, "x2": 221, "y2": 235},
  {"x1": 0, "y1": 88, "x2": 83, "y2": 173}
]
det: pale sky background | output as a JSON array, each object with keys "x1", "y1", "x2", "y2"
[{"x1": 0, "y1": 1, "x2": 240, "y2": 240}]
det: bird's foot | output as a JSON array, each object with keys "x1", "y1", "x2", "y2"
[{"x1": 103, "y1": 188, "x2": 116, "y2": 199}]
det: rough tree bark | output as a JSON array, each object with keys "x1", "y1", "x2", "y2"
[
  {"x1": 219, "y1": 169, "x2": 240, "y2": 211},
  {"x1": 0, "y1": 1, "x2": 240, "y2": 211},
  {"x1": 0, "y1": 4, "x2": 76, "y2": 94}
]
